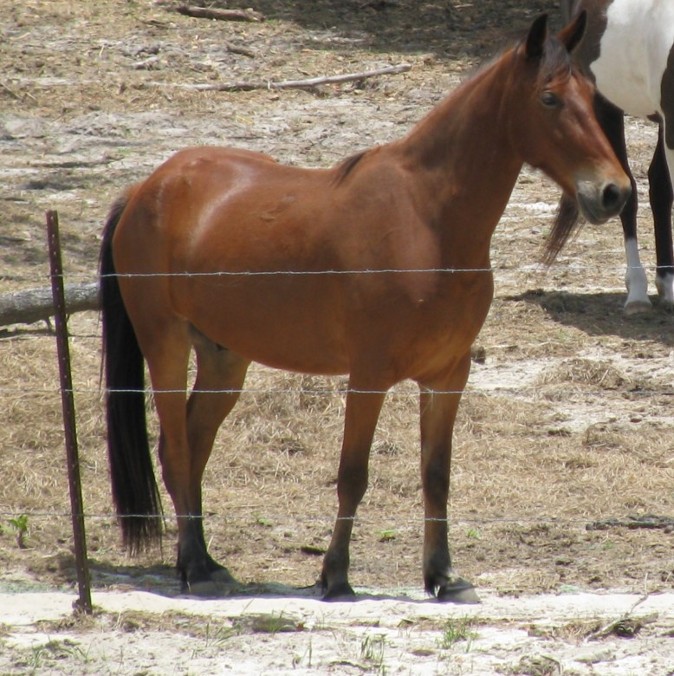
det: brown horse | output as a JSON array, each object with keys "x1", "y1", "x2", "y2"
[{"x1": 100, "y1": 13, "x2": 629, "y2": 602}]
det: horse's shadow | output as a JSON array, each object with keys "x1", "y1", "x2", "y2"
[
  {"x1": 89, "y1": 559, "x2": 322, "y2": 600},
  {"x1": 507, "y1": 289, "x2": 674, "y2": 347},
  {"x1": 56, "y1": 556, "x2": 429, "y2": 603}
]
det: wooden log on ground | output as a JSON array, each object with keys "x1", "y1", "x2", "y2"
[
  {"x1": 0, "y1": 282, "x2": 99, "y2": 327},
  {"x1": 176, "y1": 5, "x2": 265, "y2": 22},
  {"x1": 164, "y1": 63, "x2": 412, "y2": 92}
]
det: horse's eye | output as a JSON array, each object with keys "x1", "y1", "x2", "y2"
[{"x1": 541, "y1": 91, "x2": 561, "y2": 108}]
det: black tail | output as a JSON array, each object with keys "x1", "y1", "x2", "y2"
[
  {"x1": 543, "y1": 192, "x2": 582, "y2": 266},
  {"x1": 100, "y1": 193, "x2": 163, "y2": 553}
]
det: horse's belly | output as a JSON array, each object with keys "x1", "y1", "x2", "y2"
[
  {"x1": 229, "y1": 324, "x2": 350, "y2": 376},
  {"x1": 182, "y1": 280, "x2": 351, "y2": 375},
  {"x1": 591, "y1": 0, "x2": 674, "y2": 118},
  {"x1": 182, "y1": 274, "x2": 491, "y2": 382}
]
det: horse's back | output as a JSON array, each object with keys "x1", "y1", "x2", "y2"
[
  {"x1": 115, "y1": 145, "x2": 330, "y2": 266},
  {"x1": 118, "y1": 144, "x2": 420, "y2": 277},
  {"x1": 110, "y1": 145, "x2": 398, "y2": 375}
]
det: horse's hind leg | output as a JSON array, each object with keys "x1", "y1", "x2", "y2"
[
  {"x1": 135, "y1": 320, "x2": 200, "y2": 587},
  {"x1": 181, "y1": 331, "x2": 250, "y2": 593}
]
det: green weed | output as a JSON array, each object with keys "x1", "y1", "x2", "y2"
[
  {"x1": 8, "y1": 514, "x2": 29, "y2": 549},
  {"x1": 440, "y1": 617, "x2": 478, "y2": 650}
]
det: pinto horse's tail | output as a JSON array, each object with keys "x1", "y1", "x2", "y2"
[{"x1": 100, "y1": 191, "x2": 163, "y2": 553}]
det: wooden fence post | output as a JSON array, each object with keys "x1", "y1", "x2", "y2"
[{"x1": 46, "y1": 210, "x2": 93, "y2": 614}]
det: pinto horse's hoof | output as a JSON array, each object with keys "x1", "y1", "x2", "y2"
[
  {"x1": 436, "y1": 578, "x2": 480, "y2": 604},
  {"x1": 624, "y1": 299, "x2": 653, "y2": 316}
]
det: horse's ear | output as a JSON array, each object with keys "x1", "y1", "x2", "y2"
[
  {"x1": 558, "y1": 9, "x2": 587, "y2": 53},
  {"x1": 525, "y1": 14, "x2": 548, "y2": 61}
]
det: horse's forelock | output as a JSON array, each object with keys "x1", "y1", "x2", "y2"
[{"x1": 539, "y1": 35, "x2": 573, "y2": 86}]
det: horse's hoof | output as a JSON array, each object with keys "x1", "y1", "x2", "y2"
[
  {"x1": 211, "y1": 567, "x2": 238, "y2": 584},
  {"x1": 322, "y1": 581, "x2": 357, "y2": 602},
  {"x1": 184, "y1": 576, "x2": 242, "y2": 597},
  {"x1": 437, "y1": 578, "x2": 480, "y2": 604},
  {"x1": 184, "y1": 579, "x2": 223, "y2": 596},
  {"x1": 624, "y1": 300, "x2": 652, "y2": 316}
]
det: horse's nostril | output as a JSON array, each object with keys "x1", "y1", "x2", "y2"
[{"x1": 602, "y1": 183, "x2": 626, "y2": 212}]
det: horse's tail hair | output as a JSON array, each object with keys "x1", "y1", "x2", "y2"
[
  {"x1": 543, "y1": 191, "x2": 581, "y2": 266},
  {"x1": 100, "y1": 190, "x2": 163, "y2": 554}
]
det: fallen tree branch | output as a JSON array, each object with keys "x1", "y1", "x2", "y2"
[
  {"x1": 224, "y1": 42, "x2": 256, "y2": 58},
  {"x1": 176, "y1": 5, "x2": 265, "y2": 22},
  {"x1": 0, "y1": 80, "x2": 21, "y2": 99},
  {"x1": 586, "y1": 514, "x2": 674, "y2": 533},
  {"x1": 0, "y1": 282, "x2": 99, "y2": 327},
  {"x1": 161, "y1": 63, "x2": 412, "y2": 92}
]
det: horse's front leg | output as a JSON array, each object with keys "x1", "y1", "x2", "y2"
[
  {"x1": 418, "y1": 353, "x2": 479, "y2": 603},
  {"x1": 321, "y1": 385, "x2": 386, "y2": 600},
  {"x1": 652, "y1": 126, "x2": 674, "y2": 309}
]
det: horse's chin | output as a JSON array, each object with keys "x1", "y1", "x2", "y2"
[
  {"x1": 579, "y1": 207, "x2": 609, "y2": 225},
  {"x1": 576, "y1": 194, "x2": 611, "y2": 225}
]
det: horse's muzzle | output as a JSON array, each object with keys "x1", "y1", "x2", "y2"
[{"x1": 576, "y1": 179, "x2": 631, "y2": 224}]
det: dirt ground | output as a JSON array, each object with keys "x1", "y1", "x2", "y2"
[{"x1": 1, "y1": 0, "x2": 673, "y2": 673}]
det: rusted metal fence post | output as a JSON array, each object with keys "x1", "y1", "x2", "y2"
[{"x1": 46, "y1": 210, "x2": 93, "y2": 614}]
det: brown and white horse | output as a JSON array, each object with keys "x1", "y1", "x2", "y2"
[
  {"x1": 559, "y1": 0, "x2": 674, "y2": 313},
  {"x1": 99, "y1": 14, "x2": 628, "y2": 602}
]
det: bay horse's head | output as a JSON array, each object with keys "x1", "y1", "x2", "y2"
[{"x1": 509, "y1": 12, "x2": 631, "y2": 262}]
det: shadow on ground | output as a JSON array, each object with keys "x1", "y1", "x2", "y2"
[
  {"x1": 190, "y1": 0, "x2": 561, "y2": 59},
  {"x1": 509, "y1": 289, "x2": 674, "y2": 346},
  {"x1": 35, "y1": 553, "x2": 450, "y2": 603}
]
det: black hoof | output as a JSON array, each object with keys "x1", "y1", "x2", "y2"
[
  {"x1": 321, "y1": 581, "x2": 356, "y2": 602},
  {"x1": 210, "y1": 566, "x2": 238, "y2": 584},
  {"x1": 180, "y1": 563, "x2": 239, "y2": 596},
  {"x1": 184, "y1": 577, "x2": 243, "y2": 597},
  {"x1": 437, "y1": 578, "x2": 480, "y2": 604}
]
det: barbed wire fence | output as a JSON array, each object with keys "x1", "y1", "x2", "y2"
[{"x1": 2, "y1": 210, "x2": 674, "y2": 611}]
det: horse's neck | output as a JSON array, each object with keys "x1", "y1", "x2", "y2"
[{"x1": 397, "y1": 52, "x2": 524, "y2": 247}]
